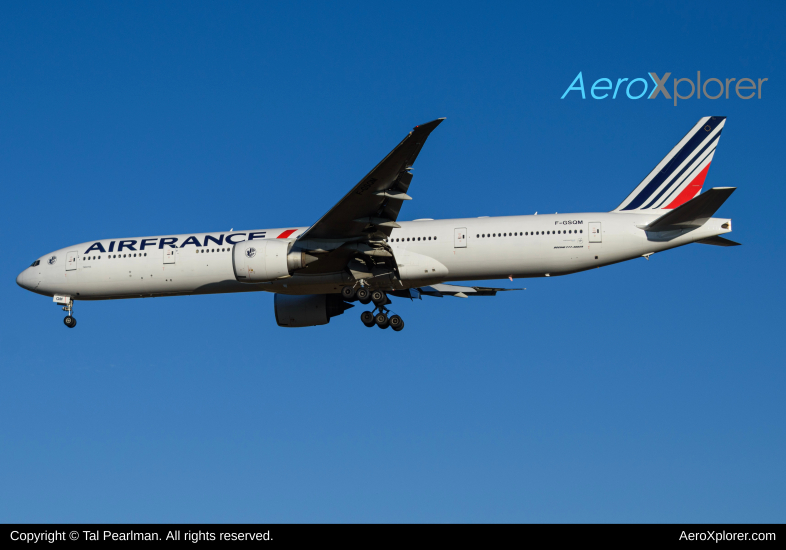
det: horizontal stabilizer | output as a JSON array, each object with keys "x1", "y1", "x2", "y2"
[
  {"x1": 418, "y1": 283, "x2": 522, "y2": 297},
  {"x1": 695, "y1": 235, "x2": 741, "y2": 247},
  {"x1": 644, "y1": 187, "x2": 735, "y2": 232}
]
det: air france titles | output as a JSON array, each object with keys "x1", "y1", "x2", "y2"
[
  {"x1": 83, "y1": 232, "x2": 266, "y2": 255},
  {"x1": 562, "y1": 72, "x2": 768, "y2": 106}
]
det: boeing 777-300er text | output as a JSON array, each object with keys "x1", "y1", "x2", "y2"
[{"x1": 17, "y1": 116, "x2": 738, "y2": 331}]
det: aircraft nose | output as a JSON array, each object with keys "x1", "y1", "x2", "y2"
[{"x1": 16, "y1": 268, "x2": 33, "y2": 290}]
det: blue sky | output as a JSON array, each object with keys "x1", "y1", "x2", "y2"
[{"x1": 2, "y1": 1, "x2": 784, "y2": 522}]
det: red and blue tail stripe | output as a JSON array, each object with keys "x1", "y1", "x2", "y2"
[{"x1": 614, "y1": 117, "x2": 726, "y2": 212}]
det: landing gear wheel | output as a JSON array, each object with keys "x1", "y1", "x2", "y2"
[
  {"x1": 360, "y1": 311, "x2": 375, "y2": 327},
  {"x1": 357, "y1": 287, "x2": 371, "y2": 304},
  {"x1": 64, "y1": 315, "x2": 77, "y2": 328},
  {"x1": 374, "y1": 312, "x2": 389, "y2": 329},
  {"x1": 371, "y1": 290, "x2": 386, "y2": 305},
  {"x1": 389, "y1": 315, "x2": 404, "y2": 332},
  {"x1": 341, "y1": 286, "x2": 357, "y2": 301}
]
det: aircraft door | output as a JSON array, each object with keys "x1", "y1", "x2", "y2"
[
  {"x1": 163, "y1": 248, "x2": 176, "y2": 264},
  {"x1": 589, "y1": 222, "x2": 602, "y2": 243},
  {"x1": 454, "y1": 227, "x2": 467, "y2": 248},
  {"x1": 66, "y1": 251, "x2": 78, "y2": 271}
]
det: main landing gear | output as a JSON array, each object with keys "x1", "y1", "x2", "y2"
[
  {"x1": 360, "y1": 308, "x2": 403, "y2": 331},
  {"x1": 344, "y1": 286, "x2": 404, "y2": 331},
  {"x1": 61, "y1": 298, "x2": 77, "y2": 328}
]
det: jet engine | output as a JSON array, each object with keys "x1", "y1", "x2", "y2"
[
  {"x1": 233, "y1": 240, "x2": 316, "y2": 282},
  {"x1": 274, "y1": 294, "x2": 354, "y2": 327}
]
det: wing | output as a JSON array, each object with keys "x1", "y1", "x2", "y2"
[
  {"x1": 415, "y1": 283, "x2": 523, "y2": 298},
  {"x1": 298, "y1": 118, "x2": 445, "y2": 241}
]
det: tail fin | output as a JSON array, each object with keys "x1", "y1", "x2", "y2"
[{"x1": 613, "y1": 116, "x2": 726, "y2": 212}]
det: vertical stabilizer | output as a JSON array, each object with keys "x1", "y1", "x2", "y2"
[{"x1": 613, "y1": 116, "x2": 726, "y2": 212}]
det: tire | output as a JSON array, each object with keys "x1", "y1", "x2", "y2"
[
  {"x1": 374, "y1": 312, "x2": 389, "y2": 329},
  {"x1": 360, "y1": 311, "x2": 375, "y2": 327},
  {"x1": 64, "y1": 316, "x2": 77, "y2": 328},
  {"x1": 356, "y1": 287, "x2": 371, "y2": 304},
  {"x1": 389, "y1": 315, "x2": 404, "y2": 332},
  {"x1": 371, "y1": 290, "x2": 386, "y2": 305},
  {"x1": 341, "y1": 286, "x2": 357, "y2": 301}
]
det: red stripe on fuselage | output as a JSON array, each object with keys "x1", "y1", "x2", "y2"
[
  {"x1": 664, "y1": 163, "x2": 711, "y2": 209},
  {"x1": 277, "y1": 229, "x2": 297, "y2": 239}
]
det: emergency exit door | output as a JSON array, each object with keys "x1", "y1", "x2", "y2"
[
  {"x1": 589, "y1": 222, "x2": 602, "y2": 243},
  {"x1": 454, "y1": 227, "x2": 467, "y2": 248},
  {"x1": 163, "y1": 248, "x2": 176, "y2": 264}
]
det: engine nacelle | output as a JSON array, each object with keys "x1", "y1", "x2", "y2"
[
  {"x1": 274, "y1": 294, "x2": 353, "y2": 327},
  {"x1": 233, "y1": 240, "x2": 317, "y2": 282},
  {"x1": 233, "y1": 239, "x2": 290, "y2": 281}
]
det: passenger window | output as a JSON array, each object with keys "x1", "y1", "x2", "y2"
[{"x1": 580, "y1": 230, "x2": 583, "y2": 233}]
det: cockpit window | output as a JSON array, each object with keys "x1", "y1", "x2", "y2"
[{"x1": 30, "y1": 260, "x2": 40, "y2": 267}]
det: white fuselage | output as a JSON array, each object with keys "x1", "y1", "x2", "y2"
[{"x1": 16, "y1": 212, "x2": 732, "y2": 301}]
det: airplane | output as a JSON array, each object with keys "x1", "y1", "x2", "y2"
[{"x1": 16, "y1": 116, "x2": 737, "y2": 331}]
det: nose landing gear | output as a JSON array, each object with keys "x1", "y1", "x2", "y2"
[{"x1": 61, "y1": 298, "x2": 77, "y2": 328}]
